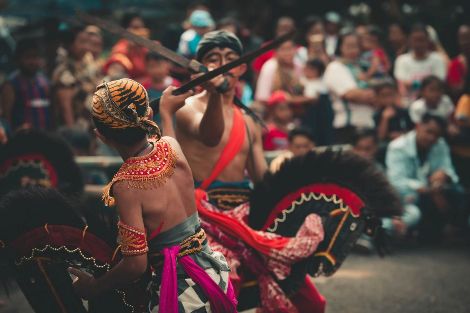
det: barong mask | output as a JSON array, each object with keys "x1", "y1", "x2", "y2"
[{"x1": 92, "y1": 78, "x2": 162, "y2": 139}]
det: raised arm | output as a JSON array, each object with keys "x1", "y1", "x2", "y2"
[{"x1": 245, "y1": 117, "x2": 268, "y2": 182}]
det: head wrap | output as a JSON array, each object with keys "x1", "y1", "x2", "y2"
[
  {"x1": 92, "y1": 78, "x2": 161, "y2": 139},
  {"x1": 189, "y1": 10, "x2": 215, "y2": 28},
  {"x1": 196, "y1": 30, "x2": 243, "y2": 61}
]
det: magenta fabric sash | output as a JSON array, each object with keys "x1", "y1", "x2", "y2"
[{"x1": 159, "y1": 245, "x2": 238, "y2": 313}]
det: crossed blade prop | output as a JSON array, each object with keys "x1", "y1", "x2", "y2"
[{"x1": 77, "y1": 11, "x2": 294, "y2": 125}]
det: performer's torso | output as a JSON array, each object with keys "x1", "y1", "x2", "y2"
[{"x1": 176, "y1": 93, "x2": 256, "y2": 183}]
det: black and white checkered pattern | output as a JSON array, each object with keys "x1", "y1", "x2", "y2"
[{"x1": 149, "y1": 251, "x2": 230, "y2": 313}]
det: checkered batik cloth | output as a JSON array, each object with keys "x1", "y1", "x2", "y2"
[{"x1": 149, "y1": 251, "x2": 230, "y2": 313}]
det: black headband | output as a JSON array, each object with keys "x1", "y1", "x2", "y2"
[{"x1": 196, "y1": 30, "x2": 243, "y2": 61}]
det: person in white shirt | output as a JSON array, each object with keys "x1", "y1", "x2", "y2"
[
  {"x1": 323, "y1": 30, "x2": 375, "y2": 143},
  {"x1": 409, "y1": 75, "x2": 454, "y2": 123},
  {"x1": 394, "y1": 24, "x2": 447, "y2": 106},
  {"x1": 324, "y1": 12, "x2": 341, "y2": 56}
]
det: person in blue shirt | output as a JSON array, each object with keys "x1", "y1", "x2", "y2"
[{"x1": 386, "y1": 113, "x2": 467, "y2": 239}]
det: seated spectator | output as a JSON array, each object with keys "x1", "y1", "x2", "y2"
[
  {"x1": 255, "y1": 39, "x2": 305, "y2": 103},
  {"x1": 300, "y1": 58, "x2": 327, "y2": 99},
  {"x1": 447, "y1": 24, "x2": 470, "y2": 100},
  {"x1": 263, "y1": 91, "x2": 294, "y2": 151},
  {"x1": 252, "y1": 16, "x2": 297, "y2": 76},
  {"x1": 110, "y1": 13, "x2": 150, "y2": 81},
  {"x1": 52, "y1": 26, "x2": 99, "y2": 129},
  {"x1": 386, "y1": 114, "x2": 466, "y2": 240},
  {"x1": 297, "y1": 16, "x2": 330, "y2": 66},
  {"x1": 270, "y1": 128, "x2": 316, "y2": 172},
  {"x1": 360, "y1": 26, "x2": 391, "y2": 80},
  {"x1": 323, "y1": 29, "x2": 375, "y2": 143},
  {"x1": 177, "y1": 10, "x2": 214, "y2": 59},
  {"x1": 373, "y1": 80, "x2": 414, "y2": 141},
  {"x1": 387, "y1": 22, "x2": 409, "y2": 61},
  {"x1": 409, "y1": 76, "x2": 454, "y2": 124},
  {"x1": 1, "y1": 39, "x2": 53, "y2": 131},
  {"x1": 351, "y1": 129, "x2": 411, "y2": 247},
  {"x1": 142, "y1": 52, "x2": 180, "y2": 101},
  {"x1": 324, "y1": 11, "x2": 341, "y2": 56},
  {"x1": 394, "y1": 24, "x2": 447, "y2": 106}
]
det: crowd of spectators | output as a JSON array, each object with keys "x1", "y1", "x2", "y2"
[{"x1": 1, "y1": 5, "x2": 469, "y2": 248}]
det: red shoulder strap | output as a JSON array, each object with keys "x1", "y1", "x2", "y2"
[{"x1": 199, "y1": 106, "x2": 246, "y2": 190}]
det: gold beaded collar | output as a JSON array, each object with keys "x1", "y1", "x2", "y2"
[{"x1": 102, "y1": 138, "x2": 178, "y2": 206}]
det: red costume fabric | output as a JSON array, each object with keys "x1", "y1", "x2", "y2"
[
  {"x1": 111, "y1": 39, "x2": 148, "y2": 81},
  {"x1": 447, "y1": 56, "x2": 467, "y2": 89},
  {"x1": 194, "y1": 105, "x2": 327, "y2": 312}
]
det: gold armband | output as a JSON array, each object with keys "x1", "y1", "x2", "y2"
[{"x1": 117, "y1": 221, "x2": 148, "y2": 256}]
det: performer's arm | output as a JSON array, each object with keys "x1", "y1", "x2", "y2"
[
  {"x1": 246, "y1": 117, "x2": 268, "y2": 182},
  {"x1": 70, "y1": 182, "x2": 148, "y2": 299},
  {"x1": 159, "y1": 86, "x2": 194, "y2": 138}
]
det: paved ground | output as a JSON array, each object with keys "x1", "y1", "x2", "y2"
[{"x1": 1, "y1": 243, "x2": 469, "y2": 313}]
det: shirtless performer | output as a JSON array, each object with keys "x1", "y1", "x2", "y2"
[
  {"x1": 160, "y1": 30, "x2": 326, "y2": 313},
  {"x1": 68, "y1": 78, "x2": 237, "y2": 313}
]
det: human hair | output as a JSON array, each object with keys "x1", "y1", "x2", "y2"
[
  {"x1": 334, "y1": 28, "x2": 357, "y2": 56},
  {"x1": 372, "y1": 79, "x2": 397, "y2": 94},
  {"x1": 367, "y1": 25, "x2": 385, "y2": 44},
  {"x1": 288, "y1": 128, "x2": 315, "y2": 144},
  {"x1": 93, "y1": 117, "x2": 147, "y2": 146},
  {"x1": 420, "y1": 113, "x2": 447, "y2": 131},
  {"x1": 351, "y1": 128, "x2": 378, "y2": 146},
  {"x1": 60, "y1": 26, "x2": 85, "y2": 51},
  {"x1": 420, "y1": 75, "x2": 444, "y2": 92},
  {"x1": 217, "y1": 17, "x2": 241, "y2": 34},
  {"x1": 305, "y1": 58, "x2": 326, "y2": 76},
  {"x1": 409, "y1": 23, "x2": 429, "y2": 37},
  {"x1": 388, "y1": 21, "x2": 410, "y2": 36},
  {"x1": 14, "y1": 38, "x2": 41, "y2": 59},
  {"x1": 145, "y1": 51, "x2": 168, "y2": 62},
  {"x1": 121, "y1": 12, "x2": 143, "y2": 28}
]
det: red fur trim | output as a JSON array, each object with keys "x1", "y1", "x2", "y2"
[{"x1": 261, "y1": 183, "x2": 365, "y2": 231}]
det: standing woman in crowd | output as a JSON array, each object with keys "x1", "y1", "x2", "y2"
[
  {"x1": 323, "y1": 30, "x2": 375, "y2": 143},
  {"x1": 387, "y1": 22, "x2": 409, "y2": 61},
  {"x1": 52, "y1": 26, "x2": 99, "y2": 129},
  {"x1": 297, "y1": 16, "x2": 330, "y2": 66}
]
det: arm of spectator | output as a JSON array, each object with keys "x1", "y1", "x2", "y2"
[
  {"x1": 254, "y1": 60, "x2": 276, "y2": 102},
  {"x1": 342, "y1": 88, "x2": 375, "y2": 105},
  {"x1": 0, "y1": 83, "x2": 14, "y2": 124},
  {"x1": 386, "y1": 144, "x2": 425, "y2": 196},
  {"x1": 55, "y1": 87, "x2": 76, "y2": 127},
  {"x1": 433, "y1": 53, "x2": 448, "y2": 80},
  {"x1": 289, "y1": 95, "x2": 318, "y2": 106},
  {"x1": 376, "y1": 107, "x2": 396, "y2": 140},
  {"x1": 434, "y1": 140, "x2": 459, "y2": 184},
  {"x1": 364, "y1": 54, "x2": 381, "y2": 79},
  {"x1": 245, "y1": 117, "x2": 268, "y2": 182},
  {"x1": 393, "y1": 56, "x2": 412, "y2": 98}
]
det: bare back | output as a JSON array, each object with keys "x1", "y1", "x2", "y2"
[
  {"x1": 113, "y1": 136, "x2": 197, "y2": 235},
  {"x1": 175, "y1": 92, "x2": 267, "y2": 183}
]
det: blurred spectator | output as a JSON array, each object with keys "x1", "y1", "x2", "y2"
[
  {"x1": 409, "y1": 75, "x2": 454, "y2": 124},
  {"x1": 141, "y1": 52, "x2": 180, "y2": 124},
  {"x1": 426, "y1": 25, "x2": 450, "y2": 65},
  {"x1": 447, "y1": 24, "x2": 470, "y2": 100},
  {"x1": 394, "y1": 24, "x2": 447, "y2": 106},
  {"x1": 269, "y1": 127, "x2": 316, "y2": 172},
  {"x1": 387, "y1": 22, "x2": 409, "y2": 61},
  {"x1": 386, "y1": 114, "x2": 466, "y2": 240},
  {"x1": 252, "y1": 16, "x2": 297, "y2": 76},
  {"x1": 324, "y1": 11, "x2": 341, "y2": 56},
  {"x1": 110, "y1": 13, "x2": 149, "y2": 81},
  {"x1": 178, "y1": 10, "x2": 215, "y2": 59},
  {"x1": 263, "y1": 91, "x2": 294, "y2": 151},
  {"x1": 300, "y1": 58, "x2": 327, "y2": 99},
  {"x1": 360, "y1": 26, "x2": 391, "y2": 80},
  {"x1": 324, "y1": 30, "x2": 375, "y2": 143},
  {"x1": 297, "y1": 16, "x2": 330, "y2": 65},
  {"x1": 373, "y1": 80, "x2": 414, "y2": 141},
  {"x1": 52, "y1": 26, "x2": 99, "y2": 129},
  {"x1": 255, "y1": 39, "x2": 304, "y2": 102},
  {"x1": 1, "y1": 38, "x2": 53, "y2": 131},
  {"x1": 351, "y1": 128, "x2": 380, "y2": 166},
  {"x1": 84, "y1": 25, "x2": 104, "y2": 68}
]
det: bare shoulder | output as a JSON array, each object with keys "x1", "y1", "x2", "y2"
[{"x1": 161, "y1": 136, "x2": 183, "y2": 154}]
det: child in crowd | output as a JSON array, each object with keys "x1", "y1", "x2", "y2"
[
  {"x1": 269, "y1": 128, "x2": 316, "y2": 172},
  {"x1": 300, "y1": 58, "x2": 328, "y2": 99},
  {"x1": 263, "y1": 90, "x2": 295, "y2": 151},
  {"x1": 373, "y1": 80, "x2": 414, "y2": 141},
  {"x1": 409, "y1": 75, "x2": 454, "y2": 124},
  {"x1": 360, "y1": 26, "x2": 391, "y2": 80},
  {"x1": 0, "y1": 39, "x2": 53, "y2": 131},
  {"x1": 141, "y1": 52, "x2": 180, "y2": 124}
]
